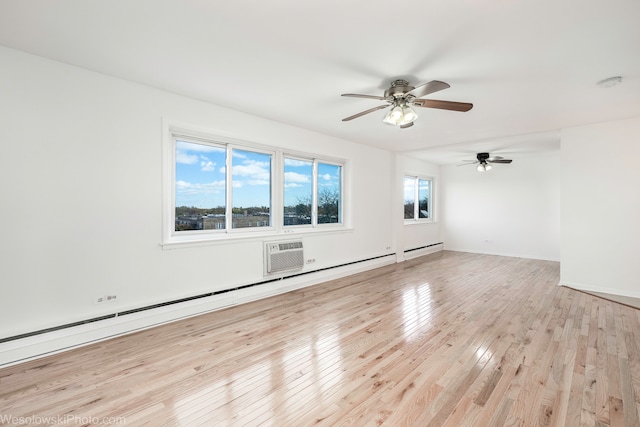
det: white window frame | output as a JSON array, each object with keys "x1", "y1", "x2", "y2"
[
  {"x1": 165, "y1": 129, "x2": 276, "y2": 244},
  {"x1": 403, "y1": 175, "x2": 434, "y2": 224},
  {"x1": 283, "y1": 154, "x2": 345, "y2": 229},
  {"x1": 226, "y1": 143, "x2": 275, "y2": 233},
  {"x1": 162, "y1": 121, "x2": 350, "y2": 247}
]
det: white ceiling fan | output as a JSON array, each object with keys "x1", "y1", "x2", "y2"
[{"x1": 341, "y1": 79, "x2": 473, "y2": 129}]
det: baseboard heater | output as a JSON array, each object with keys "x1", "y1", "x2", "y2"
[
  {"x1": 404, "y1": 242, "x2": 444, "y2": 259},
  {"x1": 0, "y1": 252, "x2": 394, "y2": 344},
  {"x1": 404, "y1": 242, "x2": 444, "y2": 254}
]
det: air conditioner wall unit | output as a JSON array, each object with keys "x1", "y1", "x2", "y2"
[{"x1": 265, "y1": 241, "x2": 304, "y2": 275}]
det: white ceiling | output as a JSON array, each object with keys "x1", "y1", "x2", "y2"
[{"x1": 1, "y1": 0, "x2": 639, "y2": 164}]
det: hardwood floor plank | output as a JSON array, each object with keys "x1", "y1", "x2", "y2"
[{"x1": 1, "y1": 251, "x2": 639, "y2": 426}]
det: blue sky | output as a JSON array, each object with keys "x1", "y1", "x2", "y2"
[
  {"x1": 175, "y1": 140, "x2": 341, "y2": 209},
  {"x1": 404, "y1": 177, "x2": 430, "y2": 203},
  {"x1": 284, "y1": 158, "x2": 312, "y2": 207}
]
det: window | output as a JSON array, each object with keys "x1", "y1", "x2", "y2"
[
  {"x1": 231, "y1": 149, "x2": 272, "y2": 229},
  {"x1": 283, "y1": 158, "x2": 312, "y2": 226},
  {"x1": 284, "y1": 157, "x2": 343, "y2": 227},
  {"x1": 174, "y1": 137, "x2": 272, "y2": 234},
  {"x1": 404, "y1": 176, "x2": 432, "y2": 221},
  {"x1": 317, "y1": 162, "x2": 342, "y2": 224},
  {"x1": 165, "y1": 126, "x2": 348, "y2": 244}
]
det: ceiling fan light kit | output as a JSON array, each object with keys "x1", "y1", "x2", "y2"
[
  {"x1": 477, "y1": 162, "x2": 492, "y2": 172},
  {"x1": 341, "y1": 79, "x2": 473, "y2": 128},
  {"x1": 382, "y1": 101, "x2": 417, "y2": 126}
]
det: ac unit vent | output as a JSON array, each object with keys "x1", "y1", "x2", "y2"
[{"x1": 265, "y1": 241, "x2": 304, "y2": 274}]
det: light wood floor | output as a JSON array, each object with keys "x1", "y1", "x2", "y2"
[{"x1": 1, "y1": 251, "x2": 640, "y2": 426}]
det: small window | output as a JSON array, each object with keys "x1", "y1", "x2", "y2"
[
  {"x1": 231, "y1": 148, "x2": 272, "y2": 229},
  {"x1": 284, "y1": 157, "x2": 343, "y2": 227},
  {"x1": 284, "y1": 158, "x2": 313, "y2": 226},
  {"x1": 175, "y1": 139, "x2": 227, "y2": 232},
  {"x1": 317, "y1": 162, "x2": 342, "y2": 224},
  {"x1": 173, "y1": 137, "x2": 273, "y2": 234},
  {"x1": 404, "y1": 176, "x2": 432, "y2": 221}
]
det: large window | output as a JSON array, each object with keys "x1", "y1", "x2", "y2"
[
  {"x1": 284, "y1": 157, "x2": 342, "y2": 227},
  {"x1": 404, "y1": 176, "x2": 432, "y2": 221},
  {"x1": 174, "y1": 137, "x2": 272, "y2": 233},
  {"x1": 167, "y1": 128, "x2": 346, "y2": 243}
]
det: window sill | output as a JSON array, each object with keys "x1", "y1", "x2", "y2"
[
  {"x1": 404, "y1": 220, "x2": 437, "y2": 226},
  {"x1": 161, "y1": 226, "x2": 354, "y2": 250}
]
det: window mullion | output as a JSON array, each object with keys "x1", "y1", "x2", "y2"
[
  {"x1": 414, "y1": 177, "x2": 419, "y2": 220},
  {"x1": 225, "y1": 146, "x2": 233, "y2": 231},
  {"x1": 312, "y1": 160, "x2": 319, "y2": 226}
]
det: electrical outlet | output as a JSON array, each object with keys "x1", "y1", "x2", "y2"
[{"x1": 94, "y1": 295, "x2": 118, "y2": 304}]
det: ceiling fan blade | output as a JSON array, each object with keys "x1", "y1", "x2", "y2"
[
  {"x1": 341, "y1": 93, "x2": 389, "y2": 101},
  {"x1": 488, "y1": 156, "x2": 504, "y2": 161},
  {"x1": 400, "y1": 122, "x2": 414, "y2": 129},
  {"x1": 457, "y1": 162, "x2": 478, "y2": 167},
  {"x1": 405, "y1": 80, "x2": 450, "y2": 98},
  {"x1": 487, "y1": 159, "x2": 513, "y2": 164},
  {"x1": 341, "y1": 104, "x2": 389, "y2": 121},
  {"x1": 412, "y1": 99, "x2": 473, "y2": 112}
]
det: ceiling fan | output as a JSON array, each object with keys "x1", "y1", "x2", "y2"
[
  {"x1": 459, "y1": 152, "x2": 513, "y2": 172},
  {"x1": 341, "y1": 79, "x2": 473, "y2": 128}
]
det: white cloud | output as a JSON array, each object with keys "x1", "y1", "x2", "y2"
[
  {"x1": 200, "y1": 160, "x2": 215, "y2": 172},
  {"x1": 176, "y1": 141, "x2": 224, "y2": 165},
  {"x1": 175, "y1": 179, "x2": 225, "y2": 195},
  {"x1": 176, "y1": 152, "x2": 199, "y2": 165},
  {"x1": 284, "y1": 158, "x2": 311, "y2": 167},
  {"x1": 232, "y1": 160, "x2": 270, "y2": 181},
  {"x1": 284, "y1": 171, "x2": 310, "y2": 183},
  {"x1": 320, "y1": 173, "x2": 332, "y2": 181}
]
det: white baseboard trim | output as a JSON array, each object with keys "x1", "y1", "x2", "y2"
[
  {"x1": 0, "y1": 255, "x2": 395, "y2": 368},
  {"x1": 558, "y1": 281, "x2": 640, "y2": 299}
]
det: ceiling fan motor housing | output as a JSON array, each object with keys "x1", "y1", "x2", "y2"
[
  {"x1": 477, "y1": 152, "x2": 490, "y2": 162},
  {"x1": 384, "y1": 79, "x2": 415, "y2": 98}
]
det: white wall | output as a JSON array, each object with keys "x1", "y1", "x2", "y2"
[
  {"x1": 441, "y1": 150, "x2": 560, "y2": 261},
  {"x1": 560, "y1": 116, "x2": 640, "y2": 297},
  {"x1": 394, "y1": 154, "x2": 442, "y2": 260},
  {"x1": 0, "y1": 46, "x2": 394, "y2": 343}
]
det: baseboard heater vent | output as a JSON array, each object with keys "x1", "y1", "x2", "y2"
[
  {"x1": 404, "y1": 242, "x2": 444, "y2": 253},
  {"x1": 0, "y1": 251, "x2": 394, "y2": 345},
  {"x1": 265, "y1": 240, "x2": 304, "y2": 274},
  {"x1": 404, "y1": 242, "x2": 444, "y2": 260}
]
